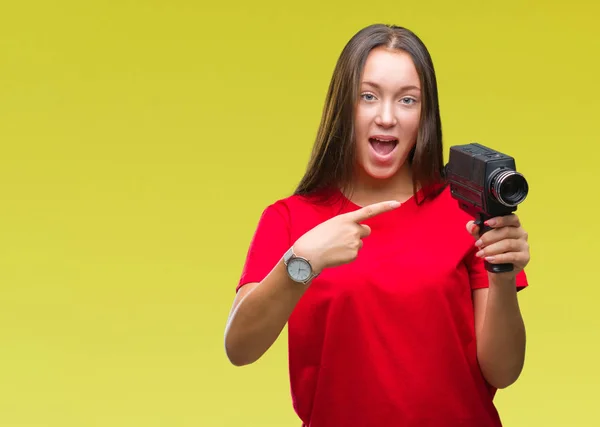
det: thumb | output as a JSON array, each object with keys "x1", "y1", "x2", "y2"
[{"x1": 466, "y1": 220, "x2": 479, "y2": 239}]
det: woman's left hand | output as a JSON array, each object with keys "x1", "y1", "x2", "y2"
[{"x1": 466, "y1": 214, "x2": 530, "y2": 277}]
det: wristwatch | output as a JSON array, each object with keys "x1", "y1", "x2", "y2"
[{"x1": 283, "y1": 247, "x2": 319, "y2": 285}]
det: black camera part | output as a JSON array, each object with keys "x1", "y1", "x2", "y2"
[{"x1": 445, "y1": 142, "x2": 529, "y2": 274}]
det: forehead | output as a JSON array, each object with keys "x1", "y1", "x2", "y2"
[{"x1": 360, "y1": 46, "x2": 420, "y2": 88}]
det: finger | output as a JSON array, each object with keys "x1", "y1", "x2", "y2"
[
  {"x1": 466, "y1": 221, "x2": 479, "y2": 238},
  {"x1": 475, "y1": 239, "x2": 529, "y2": 258},
  {"x1": 346, "y1": 200, "x2": 401, "y2": 222},
  {"x1": 484, "y1": 214, "x2": 521, "y2": 229},
  {"x1": 475, "y1": 227, "x2": 527, "y2": 248},
  {"x1": 360, "y1": 224, "x2": 371, "y2": 237},
  {"x1": 483, "y1": 251, "x2": 530, "y2": 268}
]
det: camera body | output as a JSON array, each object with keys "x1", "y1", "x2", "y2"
[{"x1": 445, "y1": 142, "x2": 529, "y2": 273}]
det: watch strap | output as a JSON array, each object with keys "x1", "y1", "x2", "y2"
[{"x1": 283, "y1": 246, "x2": 295, "y2": 265}]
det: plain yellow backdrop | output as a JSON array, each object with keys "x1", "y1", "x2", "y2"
[{"x1": 1, "y1": 0, "x2": 598, "y2": 426}]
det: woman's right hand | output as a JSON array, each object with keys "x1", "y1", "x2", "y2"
[{"x1": 292, "y1": 200, "x2": 401, "y2": 274}]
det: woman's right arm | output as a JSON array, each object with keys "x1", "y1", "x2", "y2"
[
  {"x1": 223, "y1": 199, "x2": 400, "y2": 366},
  {"x1": 224, "y1": 257, "x2": 310, "y2": 366}
]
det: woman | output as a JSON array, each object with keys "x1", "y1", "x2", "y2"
[{"x1": 224, "y1": 23, "x2": 530, "y2": 427}]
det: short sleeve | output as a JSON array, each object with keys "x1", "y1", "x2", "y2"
[
  {"x1": 236, "y1": 201, "x2": 292, "y2": 293},
  {"x1": 465, "y1": 245, "x2": 529, "y2": 291}
]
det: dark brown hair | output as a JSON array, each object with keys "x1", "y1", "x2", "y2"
[{"x1": 294, "y1": 24, "x2": 445, "y2": 203}]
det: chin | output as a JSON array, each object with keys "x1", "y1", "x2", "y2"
[{"x1": 360, "y1": 163, "x2": 404, "y2": 181}]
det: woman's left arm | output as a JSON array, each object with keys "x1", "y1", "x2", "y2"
[{"x1": 468, "y1": 214, "x2": 530, "y2": 389}]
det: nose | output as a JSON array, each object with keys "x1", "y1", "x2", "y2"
[{"x1": 374, "y1": 101, "x2": 397, "y2": 128}]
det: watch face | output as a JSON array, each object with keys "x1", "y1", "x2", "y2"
[{"x1": 287, "y1": 257, "x2": 312, "y2": 282}]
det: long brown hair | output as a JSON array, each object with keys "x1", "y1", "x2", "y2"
[{"x1": 294, "y1": 24, "x2": 445, "y2": 203}]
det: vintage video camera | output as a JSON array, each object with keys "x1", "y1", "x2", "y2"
[{"x1": 445, "y1": 143, "x2": 529, "y2": 273}]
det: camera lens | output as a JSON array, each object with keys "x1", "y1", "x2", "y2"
[{"x1": 490, "y1": 170, "x2": 528, "y2": 207}]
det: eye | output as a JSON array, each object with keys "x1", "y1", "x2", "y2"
[
  {"x1": 360, "y1": 92, "x2": 377, "y2": 102},
  {"x1": 400, "y1": 97, "x2": 417, "y2": 105}
]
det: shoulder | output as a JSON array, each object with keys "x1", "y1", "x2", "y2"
[
  {"x1": 256, "y1": 188, "x2": 347, "y2": 240},
  {"x1": 262, "y1": 188, "x2": 347, "y2": 219},
  {"x1": 411, "y1": 184, "x2": 477, "y2": 246},
  {"x1": 421, "y1": 183, "x2": 473, "y2": 221}
]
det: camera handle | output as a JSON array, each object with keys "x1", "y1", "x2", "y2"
[{"x1": 475, "y1": 213, "x2": 514, "y2": 274}]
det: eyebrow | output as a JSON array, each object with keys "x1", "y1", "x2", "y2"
[{"x1": 361, "y1": 81, "x2": 421, "y2": 92}]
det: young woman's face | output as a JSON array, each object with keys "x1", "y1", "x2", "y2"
[{"x1": 354, "y1": 46, "x2": 422, "y2": 182}]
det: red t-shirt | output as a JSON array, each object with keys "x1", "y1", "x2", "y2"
[{"x1": 237, "y1": 185, "x2": 528, "y2": 427}]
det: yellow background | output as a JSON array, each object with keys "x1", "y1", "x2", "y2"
[{"x1": 1, "y1": 1, "x2": 598, "y2": 426}]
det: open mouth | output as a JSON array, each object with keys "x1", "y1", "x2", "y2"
[{"x1": 369, "y1": 136, "x2": 398, "y2": 156}]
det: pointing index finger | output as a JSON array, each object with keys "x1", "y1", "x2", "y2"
[{"x1": 347, "y1": 200, "x2": 401, "y2": 222}]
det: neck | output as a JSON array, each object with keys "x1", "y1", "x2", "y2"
[{"x1": 344, "y1": 163, "x2": 417, "y2": 207}]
